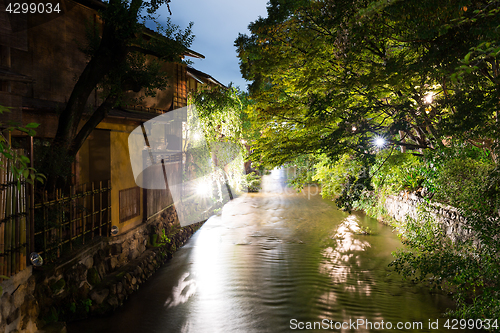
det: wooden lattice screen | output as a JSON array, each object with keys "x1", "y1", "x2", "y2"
[{"x1": 0, "y1": 149, "x2": 28, "y2": 279}]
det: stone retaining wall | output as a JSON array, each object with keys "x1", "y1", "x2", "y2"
[
  {"x1": 384, "y1": 193, "x2": 475, "y2": 243},
  {"x1": 0, "y1": 206, "x2": 204, "y2": 333}
]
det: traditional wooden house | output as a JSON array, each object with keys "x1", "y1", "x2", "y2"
[{"x1": 0, "y1": 1, "x2": 224, "y2": 331}]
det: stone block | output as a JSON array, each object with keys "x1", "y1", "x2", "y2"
[
  {"x1": 107, "y1": 296, "x2": 119, "y2": 308},
  {"x1": 12, "y1": 284, "x2": 26, "y2": 309},
  {"x1": 6, "y1": 307, "x2": 19, "y2": 325},
  {"x1": 50, "y1": 279, "x2": 66, "y2": 296},
  {"x1": 137, "y1": 243, "x2": 146, "y2": 255},
  {"x1": 118, "y1": 252, "x2": 128, "y2": 266},
  {"x1": 26, "y1": 276, "x2": 36, "y2": 295},
  {"x1": 81, "y1": 256, "x2": 94, "y2": 270},
  {"x1": 89, "y1": 289, "x2": 109, "y2": 305},
  {"x1": 116, "y1": 282, "x2": 123, "y2": 295},
  {"x1": 111, "y1": 243, "x2": 122, "y2": 256},
  {"x1": 21, "y1": 295, "x2": 39, "y2": 328},
  {"x1": 109, "y1": 256, "x2": 118, "y2": 271},
  {"x1": 1, "y1": 293, "x2": 12, "y2": 319},
  {"x1": 128, "y1": 249, "x2": 139, "y2": 261},
  {"x1": 77, "y1": 281, "x2": 91, "y2": 299},
  {"x1": 97, "y1": 262, "x2": 107, "y2": 280},
  {"x1": 65, "y1": 263, "x2": 88, "y2": 285},
  {"x1": 87, "y1": 268, "x2": 101, "y2": 286}
]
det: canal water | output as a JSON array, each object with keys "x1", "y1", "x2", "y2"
[{"x1": 69, "y1": 169, "x2": 471, "y2": 333}]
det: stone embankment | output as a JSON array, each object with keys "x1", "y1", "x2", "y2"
[
  {"x1": 384, "y1": 192, "x2": 475, "y2": 243},
  {"x1": 0, "y1": 206, "x2": 203, "y2": 333}
]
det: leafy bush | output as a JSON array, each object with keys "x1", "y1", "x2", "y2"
[
  {"x1": 432, "y1": 157, "x2": 495, "y2": 212},
  {"x1": 0, "y1": 106, "x2": 45, "y2": 188},
  {"x1": 390, "y1": 205, "x2": 500, "y2": 329},
  {"x1": 371, "y1": 150, "x2": 425, "y2": 195},
  {"x1": 286, "y1": 155, "x2": 318, "y2": 190},
  {"x1": 312, "y1": 154, "x2": 365, "y2": 199},
  {"x1": 421, "y1": 143, "x2": 494, "y2": 198},
  {"x1": 241, "y1": 172, "x2": 261, "y2": 192}
]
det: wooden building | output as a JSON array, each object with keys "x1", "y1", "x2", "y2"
[{"x1": 0, "y1": 0, "x2": 224, "y2": 266}]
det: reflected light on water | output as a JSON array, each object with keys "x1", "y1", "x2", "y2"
[
  {"x1": 68, "y1": 172, "x2": 472, "y2": 333},
  {"x1": 164, "y1": 272, "x2": 197, "y2": 309},
  {"x1": 319, "y1": 215, "x2": 373, "y2": 319},
  {"x1": 320, "y1": 215, "x2": 371, "y2": 283}
]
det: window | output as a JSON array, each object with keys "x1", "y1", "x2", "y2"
[{"x1": 119, "y1": 187, "x2": 140, "y2": 222}]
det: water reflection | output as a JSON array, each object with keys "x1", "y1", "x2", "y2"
[
  {"x1": 164, "y1": 272, "x2": 197, "y2": 309},
  {"x1": 69, "y1": 169, "x2": 475, "y2": 333},
  {"x1": 320, "y1": 215, "x2": 371, "y2": 285}
]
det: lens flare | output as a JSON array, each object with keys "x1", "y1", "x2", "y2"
[
  {"x1": 196, "y1": 180, "x2": 212, "y2": 197},
  {"x1": 375, "y1": 137, "x2": 385, "y2": 147}
]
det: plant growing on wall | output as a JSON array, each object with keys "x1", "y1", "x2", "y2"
[{"x1": 0, "y1": 106, "x2": 45, "y2": 188}]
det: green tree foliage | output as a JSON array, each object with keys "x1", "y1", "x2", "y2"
[
  {"x1": 236, "y1": 0, "x2": 500, "y2": 323},
  {"x1": 371, "y1": 149, "x2": 425, "y2": 194},
  {"x1": 236, "y1": 0, "x2": 500, "y2": 167},
  {"x1": 189, "y1": 86, "x2": 261, "y2": 193},
  {"x1": 189, "y1": 86, "x2": 245, "y2": 144},
  {"x1": 312, "y1": 153, "x2": 372, "y2": 211}
]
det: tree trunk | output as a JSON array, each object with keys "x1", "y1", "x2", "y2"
[{"x1": 43, "y1": 21, "x2": 130, "y2": 191}]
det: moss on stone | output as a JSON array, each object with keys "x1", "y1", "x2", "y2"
[
  {"x1": 50, "y1": 279, "x2": 66, "y2": 294},
  {"x1": 87, "y1": 268, "x2": 100, "y2": 286},
  {"x1": 150, "y1": 234, "x2": 159, "y2": 247},
  {"x1": 42, "y1": 306, "x2": 59, "y2": 325}
]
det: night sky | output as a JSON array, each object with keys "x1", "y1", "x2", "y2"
[{"x1": 149, "y1": 0, "x2": 269, "y2": 91}]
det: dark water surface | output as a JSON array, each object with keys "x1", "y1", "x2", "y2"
[{"x1": 69, "y1": 169, "x2": 472, "y2": 333}]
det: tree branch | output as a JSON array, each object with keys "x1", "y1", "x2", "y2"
[{"x1": 67, "y1": 94, "x2": 118, "y2": 157}]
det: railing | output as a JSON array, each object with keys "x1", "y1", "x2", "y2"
[
  {"x1": 143, "y1": 151, "x2": 183, "y2": 220},
  {"x1": 33, "y1": 180, "x2": 111, "y2": 264},
  {"x1": 0, "y1": 150, "x2": 28, "y2": 280},
  {"x1": 125, "y1": 104, "x2": 165, "y2": 114}
]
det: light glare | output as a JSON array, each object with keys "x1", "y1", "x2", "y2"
[
  {"x1": 424, "y1": 93, "x2": 433, "y2": 104},
  {"x1": 196, "y1": 180, "x2": 212, "y2": 197},
  {"x1": 375, "y1": 137, "x2": 385, "y2": 147}
]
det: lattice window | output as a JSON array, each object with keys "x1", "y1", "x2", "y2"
[{"x1": 119, "y1": 187, "x2": 140, "y2": 222}]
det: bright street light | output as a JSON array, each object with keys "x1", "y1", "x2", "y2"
[
  {"x1": 196, "y1": 179, "x2": 212, "y2": 197},
  {"x1": 424, "y1": 93, "x2": 433, "y2": 104},
  {"x1": 375, "y1": 137, "x2": 386, "y2": 148}
]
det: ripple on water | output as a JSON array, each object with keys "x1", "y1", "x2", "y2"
[{"x1": 68, "y1": 174, "x2": 479, "y2": 333}]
